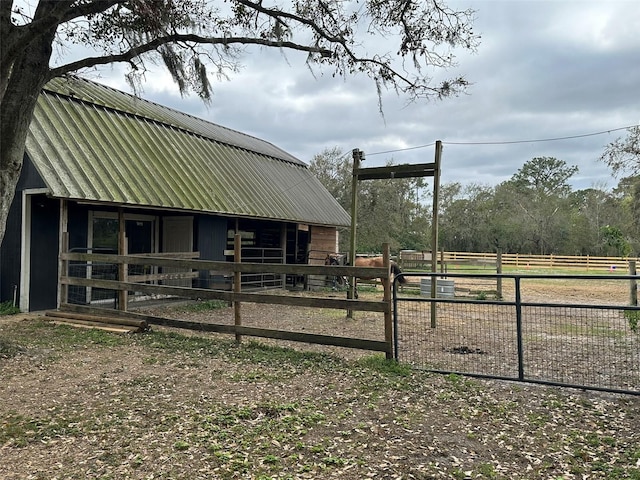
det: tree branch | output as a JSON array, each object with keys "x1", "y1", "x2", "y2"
[
  {"x1": 3, "y1": 0, "x2": 122, "y2": 66},
  {"x1": 234, "y1": 0, "x2": 348, "y2": 45},
  {"x1": 29, "y1": 0, "x2": 122, "y2": 37},
  {"x1": 48, "y1": 33, "x2": 334, "y2": 79}
]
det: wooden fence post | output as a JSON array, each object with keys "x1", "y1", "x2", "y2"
[
  {"x1": 630, "y1": 260, "x2": 638, "y2": 306},
  {"x1": 234, "y1": 233, "x2": 242, "y2": 343},
  {"x1": 496, "y1": 249, "x2": 503, "y2": 299},
  {"x1": 382, "y1": 243, "x2": 392, "y2": 360},
  {"x1": 59, "y1": 232, "x2": 69, "y2": 308},
  {"x1": 117, "y1": 208, "x2": 128, "y2": 311},
  {"x1": 347, "y1": 148, "x2": 362, "y2": 319}
]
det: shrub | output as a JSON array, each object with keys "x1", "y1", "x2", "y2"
[
  {"x1": 0, "y1": 301, "x2": 20, "y2": 316},
  {"x1": 624, "y1": 309, "x2": 640, "y2": 333}
]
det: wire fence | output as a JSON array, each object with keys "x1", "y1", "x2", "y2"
[{"x1": 393, "y1": 273, "x2": 640, "y2": 395}]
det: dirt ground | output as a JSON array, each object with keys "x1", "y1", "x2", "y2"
[
  {"x1": 129, "y1": 276, "x2": 639, "y2": 392},
  {"x1": 1, "y1": 278, "x2": 639, "y2": 479}
]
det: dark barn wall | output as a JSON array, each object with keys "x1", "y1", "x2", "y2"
[
  {"x1": 28, "y1": 195, "x2": 60, "y2": 311},
  {"x1": 0, "y1": 156, "x2": 48, "y2": 305},
  {"x1": 0, "y1": 193, "x2": 22, "y2": 304},
  {"x1": 68, "y1": 202, "x2": 90, "y2": 251},
  {"x1": 198, "y1": 215, "x2": 228, "y2": 261},
  {"x1": 197, "y1": 215, "x2": 229, "y2": 289}
]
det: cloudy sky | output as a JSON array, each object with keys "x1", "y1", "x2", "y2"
[{"x1": 91, "y1": 0, "x2": 640, "y2": 191}]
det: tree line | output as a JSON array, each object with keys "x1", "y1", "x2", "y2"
[{"x1": 309, "y1": 126, "x2": 640, "y2": 257}]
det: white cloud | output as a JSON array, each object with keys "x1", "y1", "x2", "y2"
[{"x1": 85, "y1": 0, "x2": 639, "y2": 191}]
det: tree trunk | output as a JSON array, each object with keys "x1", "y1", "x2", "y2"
[{"x1": 0, "y1": 28, "x2": 56, "y2": 244}]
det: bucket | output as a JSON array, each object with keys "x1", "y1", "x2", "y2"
[{"x1": 420, "y1": 278, "x2": 455, "y2": 298}]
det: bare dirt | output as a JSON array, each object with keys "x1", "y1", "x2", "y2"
[{"x1": 1, "y1": 279, "x2": 639, "y2": 479}]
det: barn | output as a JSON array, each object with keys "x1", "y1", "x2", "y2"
[{"x1": 0, "y1": 75, "x2": 350, "y2": 312}]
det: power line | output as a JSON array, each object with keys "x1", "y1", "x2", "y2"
[
  {"x1": 368, "y1": 142, "x2": 436, "y2": 157},
  {"x1": 366, "y1": 124, "x2": 639, "y2": 157}
]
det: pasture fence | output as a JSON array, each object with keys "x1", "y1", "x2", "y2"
[{"x1": 399, "y1": 250, "x2": 639, "y2": 273}]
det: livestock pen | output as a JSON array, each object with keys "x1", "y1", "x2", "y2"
[{"x1": 393, "y1": 272, "x2": 639, "y2": 395}]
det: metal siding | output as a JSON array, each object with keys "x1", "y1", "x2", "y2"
[
  {"x1": 47, "y1": 98, "x2": 104, "y2": 199},
  {"x1": 26, "y1": 77, "x2": 351, "y2": 227},
  {"x1": 81, "y1": 105, "x2": 144, "y2": 203},
  {"x1": 90, "y1": 111, "x2": 159, "y2": 205},
  {"x1": 46, "y1": 76, "x2": 305, "y2": 166}
]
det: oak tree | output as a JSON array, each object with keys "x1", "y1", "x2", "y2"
[
  {"x1": 0, "y1": 0, "x2": 478, "y2": 242},
  {"x1": 600, "y1": 126, "x2": 640, "y2": 178}
]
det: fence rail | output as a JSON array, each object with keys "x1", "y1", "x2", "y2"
[
  {"x1": 399, "y1": 251, "x2": 639, "y2": 273},
  {"x1": 59, "y1": 237, "x2": 394, "y2": 357}
]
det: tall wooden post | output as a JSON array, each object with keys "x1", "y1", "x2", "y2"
[
  {"x1": 280, "y1": 224, "x2": 287, "y2": 288},
  {"x1": 57, "y1": 198, "x2": 69, "y2": 309},
  {"x1": 382, "y1": 243, "x2": 393, "y2": 359},
  {"x1": 59, "y1": 232, "x2": 69, "y2": 308},
  {"x1": 430, "y1": 141, "x2": 442, "y2": 328},
  {"x1": 347, "y1": 148, "x2": 362, "y2": 318},
  {"x1": 234, "y1": 233, "x2": 242, "y2": 343},
  {"x1": 496, "y1": 249, "x2": 503, "y2": 299},
  {"x1": 630, "y1": 260, "x2": 638, "y2": 306},
  {"x1": 117, "y1": 208, "x2": 128, "y2": 311}
]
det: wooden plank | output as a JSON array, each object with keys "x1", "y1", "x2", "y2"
[
  {"x1": 132, "y1": 251, "x2": 200, "y2": 258},
  {"x1": 50, "y1": 319, "x2": 136, "y2": 334},
  {"x1": 60, "y1": 252, "x2": 388, "y2": 278},
  {"x1": 61, "y1": 253, "x2": 227, "y2": 271},
  {"x1": 128, "y1": 271, "x2": 199, "y2": 282},
  {"x1": 60, "y1": 277, "x2": 389, "y2": 312},
  {"x1": 46, "y1": 310, "x2": 147, "y2": 329},
  {"x1": 356, "y1": 162, "x2": 437, "y2": 180},
  {"x1": 61, "y1": 303, "x2": 164, "y2": 324},
  {"x1": 234, "y1": 325, "x2": 389, "y2": 352},
  {"x1": 58, "y1": 304, "x2": 389, "y2": 353},
  {"x1": 144, "y1": 317, "x2": 389, "y2": 352}
]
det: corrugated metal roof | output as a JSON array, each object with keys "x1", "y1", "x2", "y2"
[
  {"x1": 44, "y1": 76, "x2": 305, "y2": 166},
  {"x1": 26, "y1": 76, "x2": 351, "y2": 227}
]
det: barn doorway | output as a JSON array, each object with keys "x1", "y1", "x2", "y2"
[
  {"x1": 162, "y1": 216, "x2": 194, "y2": 287},
  {"x1": 88, "y1": 212, "x2": 158, "y2": 302},
  {"x1": 90, "y1": 212, "x2": 158, "y2": 255},
  {"x1": 24, "y1": 193, "x2": 60, "y2": 311}
]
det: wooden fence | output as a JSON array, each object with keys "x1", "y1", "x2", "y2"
[
  {"x1": 59, "y1": 236, "x2": 394, "y2": 358},
  {"x1": 399, "y1": 251, "x2": 639, "y2": 273}
]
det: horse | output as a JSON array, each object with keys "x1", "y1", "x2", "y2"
[
  {"x1": 325, "y1": 253, "x2": 407, "y2": 296},
  {"x1": 354, "y1": 256, "x2": 407, "y2": 285},
  {"x1": 325, "y1": 253, "x2": 348, "y2": 288}
]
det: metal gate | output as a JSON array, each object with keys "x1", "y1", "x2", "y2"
[{"x1": 393, "y1": 272, "x2": 640, "y2": 395}]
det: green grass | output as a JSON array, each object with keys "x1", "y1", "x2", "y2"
[
  {"x1": 0, "y1": 301, "x2": 20, "y2": 316},
  {"x1": 182, "y1": 299, "x2": 230, "y2": 312},
  {"x1": 625, "y1": 310, "x2": 640, "y2": 332},
  {"x1": 356, "y1": 355, "x2": 412, "y2": 377},
  {"x1": 1, "y1": 319, "x2": 126, "y2": 350},
  {"x1": 0, "y1": 339, "x2": 24, "y2": 359}
]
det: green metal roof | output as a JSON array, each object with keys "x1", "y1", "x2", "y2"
[{"x1": 26, "y1": 76, "x2": 350, "y2": 227}]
